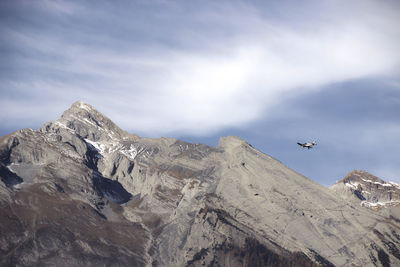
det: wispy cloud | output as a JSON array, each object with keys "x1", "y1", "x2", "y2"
[{"x1": 1, "y1": 0, "x2": 399, "y2": 136}]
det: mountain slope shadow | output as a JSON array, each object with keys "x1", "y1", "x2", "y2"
[
  {"x1": 0, "y1": 164, "x2": 23, "y2": 187},
  {"x1": 92, "y1": 174, "x2": 132, "y2": 204}
]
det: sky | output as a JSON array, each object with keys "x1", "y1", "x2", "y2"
[{"x1": 1, "y1": 0, "x2": 399, "y2": 185}]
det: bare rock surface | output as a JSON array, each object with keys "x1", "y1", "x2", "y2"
[{"x1": 1, "y1": 102, "x2": 399, "y2": 267}]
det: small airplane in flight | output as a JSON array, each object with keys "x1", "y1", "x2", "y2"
[{"x1": 297, "y1": 141, "x2": 317, "y2": 149}]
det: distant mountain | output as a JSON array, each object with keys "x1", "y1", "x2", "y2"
[
  {"x1": 330, "y1": 170, "x2": 400, "y2": 209},
  {"x1": 1, "y1": 101, "x2": 399, "y2": 266}
]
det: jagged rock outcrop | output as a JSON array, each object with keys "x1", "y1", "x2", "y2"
[
  {"x1": 330, "y1": 170, "x2": 400, "y2": 209},
  {"x1": 1, "y1": 102, "x2": 400, "y2": 267}
]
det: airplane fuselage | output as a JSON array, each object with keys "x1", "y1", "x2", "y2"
[{"x1": 297, "y1": 141, "x2": 316, "y2": 149}]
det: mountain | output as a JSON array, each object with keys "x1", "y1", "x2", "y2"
[
  {"x1": 1, "y1": 101, "x2": 399, "y2": 267},
  {"x1": 330, "y1": 170, "x2": 400, "y2": 209}
]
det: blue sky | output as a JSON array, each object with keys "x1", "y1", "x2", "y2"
[{"x1": 1, "y1": 0, "x2": 399, "y2": 185}]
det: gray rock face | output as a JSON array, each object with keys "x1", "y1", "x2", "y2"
[
  {"x1": 1, "y1": 102, "x2": 400, "y2": 267},
  {"x1": 330, "y1": 170, "x2": 400, "y2": 209}
]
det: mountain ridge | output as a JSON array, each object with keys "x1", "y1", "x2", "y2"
[{"x1": 0, "y1": 101, "x2": 399, "y2": 266}]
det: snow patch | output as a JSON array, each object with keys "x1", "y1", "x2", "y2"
[
  {"x1": 55, "y1": 121, "x2": 68, "y2": 129},
  {"x1": 54, "y1": 121, "x2": 76, "y2": 133},
  {"x1": 85, "y1": 139, "x2": 106, "y2": 157},
  {"x1": 6, "y1": 163, "x2": 19, "y2": 173},
  {"x1": 108, "y1": 142, "x2": 124, "y2": 154},
  {"x1": 82, "y1": 117, "x2": 102, "y2": 129},
  {"x1": 361, "y1": 200, "x2": 400, "y2": 208},
  {"x1": 344, "y1": 182, "x2": 359, "y2": 189},
  {"x1": 389, "y1": 181, "x2": 400, "y2": 189},
  {"x1": 361, "y1": 178, "x2": 396, "y2": 187},
  {"x1": 120, "y1": 144, "x2": 137, "y2": 161},
  {"x1": 70, "y1": 115, "x2": 105, "y2": 132},
  {"x1": 84, "y1": 139, "x2": 140, "y2": 161}
]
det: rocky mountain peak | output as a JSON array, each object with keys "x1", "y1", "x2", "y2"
[
  {"x1": 41, "y1": 101, "x2": 129, "y2": 142},
  {"x1": 218, "y1": 136, "x2": 254, "y2": 151},
  {"x1": 70, "y1": 100, "x2": 95, "y2": 111},
  {"x1": 341, "y1": 170, "x2": 385, "y2": 184},
  {"x1": 330, "y1": 170, "x2": 400, "y2": 209},
  {"x1": 62, "y1": 101, "x2": 100, "y2": 121}
]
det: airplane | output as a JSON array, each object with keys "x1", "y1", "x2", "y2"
[{"x1": 297, "y1": 141, "x2": 317, "y2": 149}]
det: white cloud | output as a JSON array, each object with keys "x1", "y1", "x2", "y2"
[
  {"x1": 1, "y1": 0, "x2": 399, "y2": 136},
  {"x1": 38, "y1": 0, "x2": 78, "y2": 14}
]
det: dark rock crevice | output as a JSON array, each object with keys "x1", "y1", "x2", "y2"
[
  {"x1": 0, "y1": 136, "x2": 19, "y2": 164},
  {"x1": 92, "y1": 174, "x2": 132, "y2": 204},
  {"x1": 84, "y1": 144, "x2": 101, "y2": 171},
  {"x1": 0, "y1": 164, "x2": 23, "y2": 187}
]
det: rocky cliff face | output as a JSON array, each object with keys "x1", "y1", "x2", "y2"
[
  {"x1": 330, "y1": 170, "x2": 400, "y2": 209},
  {"x1": 1, "y1": 102, "x2": 400, "y2": 267}
]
